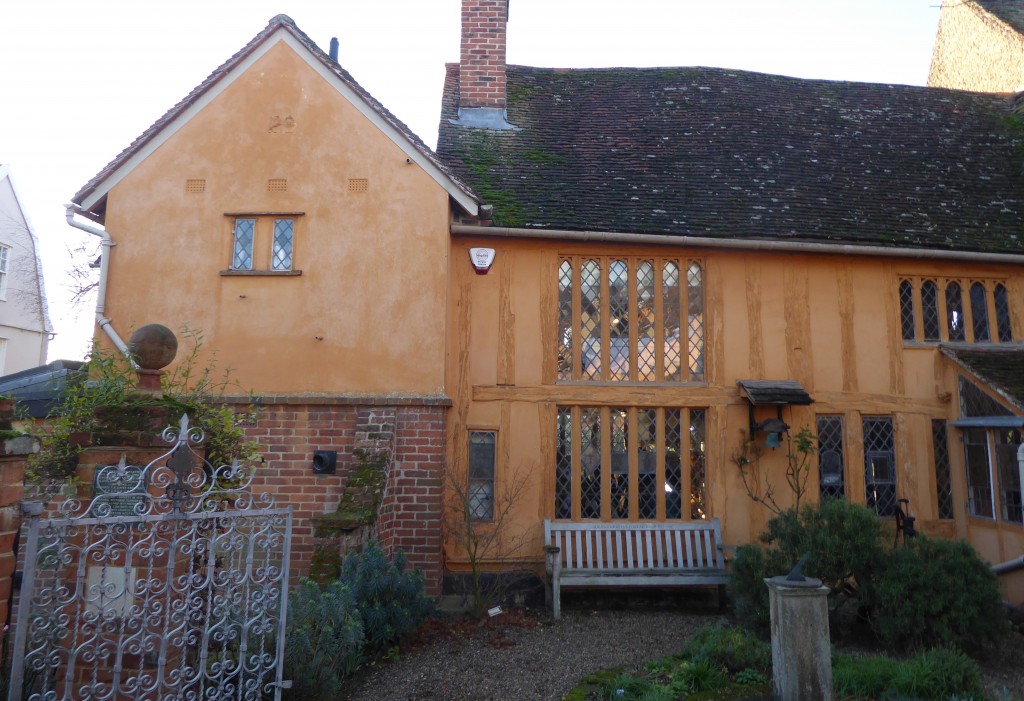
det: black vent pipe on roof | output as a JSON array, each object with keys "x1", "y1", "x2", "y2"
[{"x1": 329, "y1": 37, "x2": 339, "y2": 62}]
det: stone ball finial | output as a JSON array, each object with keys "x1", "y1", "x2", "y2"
[{"x1": 128, "y1": 324, "x2": 178, "y2": 370}]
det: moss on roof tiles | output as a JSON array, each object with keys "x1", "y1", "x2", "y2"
[{"x1": 438, "y1": 64, "x2": 1024, "y2": 253}]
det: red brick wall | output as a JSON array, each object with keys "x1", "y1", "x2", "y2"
[
  {"x1": 0, "y1": 454, "x2": 26, "y2": 627},
  {"x1": 460, "y1": 0, "x2": 508, "y2": 109},
  {"x1": 244, "y1": 401, "x2": 447, "y2": 596}
]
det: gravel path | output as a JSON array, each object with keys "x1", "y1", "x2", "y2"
[{"x1": 346, "y1": 609, "x2": 719, "y2": 701}]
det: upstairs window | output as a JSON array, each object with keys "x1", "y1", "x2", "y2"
[
  {"x1": 558, "y1": 256, "x2": 704, "y2": 382},
  {"x1": 0, "y1": 245, "x2": 8, "y2": 299},
  {"x1": 898, "y1": 277, "x2": 1012, "y2": 344},
  {"x1": 224, "y1": 213, "x2": 302, "y2": 275}
]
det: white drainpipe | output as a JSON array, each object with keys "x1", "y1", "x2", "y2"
[{"x1": 63, "y1": 204, "x2": 132, "y2": 358}]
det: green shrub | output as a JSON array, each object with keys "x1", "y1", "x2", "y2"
[
  {"x1": 890, "y1": 648, "x2": 981, "y2": 701},
  {"x1": 282, "y1": 578, "x2": 364, "y2": 701},
  {"x1": 682, "y1": 623, "x2": 771, "y2": 674},
  {"x1": 732, "y1": 499, "x2": 884, "y2": 633},
  {"x1": 870, "y1": 537, "x2": 1008, "y2": 652},
  {"x1": 834, "y1": 649, "x2": 982, "y2": 701},
  {"x1": 341, "y1": 541, "x2": 435, "y2": 654}
]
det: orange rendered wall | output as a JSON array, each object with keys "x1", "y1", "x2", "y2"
[
  {"x1": 444, "y1": 236, "x2": 1024, "y2": 603},
  {"x1": 99, "y1": 40, "x2": 451, "y2": 396}
]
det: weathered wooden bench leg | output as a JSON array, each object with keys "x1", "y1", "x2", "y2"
[{"x1": 544, "y1": 545, "x2": 561, "y2": 619}]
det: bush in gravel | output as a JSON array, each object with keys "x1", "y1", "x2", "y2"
[
  {"x1": 341, "y1": 541, "x2": 436, "y2": 654},
  {"x1": 732, "y1": 499, "x2": 884, "y2": 634},
  {"x1": 869, "y1": 536, "x2": 1008, "y2": 652},
  {"x1": 282, "y1": 578, "x2": 364, "y2": 701},
  {"x1": 682, "y1": 622, "x2": 771, "y2": 674}
]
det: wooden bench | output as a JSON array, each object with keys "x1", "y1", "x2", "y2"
[{"x1": 543, "y1": 518, "x2": 731, "y2": 619}]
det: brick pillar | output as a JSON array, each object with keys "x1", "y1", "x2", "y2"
[
  {"x1": 460, "y1": 0, "x2": 509, "y2": 109},
  {"x1": 0, "y1": 395, "x2": 38, "y2": 627},
  {"x1": 377, "y1": 407, "x2": 445, "y2": 597}
]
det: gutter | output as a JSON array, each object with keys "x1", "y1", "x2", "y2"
[
  {"x1": 63, "y1": 204, "x2": 132, "y2": 358},
  {"x1": 450, "y1": 224, "x2": 1024, "y2": 264}
]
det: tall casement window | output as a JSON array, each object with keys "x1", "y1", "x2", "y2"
[
  {"x1": 862, "y1": 417, "x2": 897, "y2": 517},
  {"x1": 931, "y1": 420, "x2": 954, "y2": 520},
  {"x1": 557, "y1": 257, "x2": 704, "y2": 382},
  {"x1": 898, "y1": 276, "x2": 1012, "y2": 344},
  {"x1": 816, "y1": 416, "x2": 845, "y2": 499},
  {"x1": 554, "y1": 406, "x2": 707, "y2": 520},
  {"x1": 957, "y1": 376, "x2": 1023, "y2": 524},
  {"x1": 468, "y1": 430, "x2": 497, "y2": 521},
  {"x1": 225, "y1": 214, "x2": 301, "y2": 274},
  {"x1": 0, "y1": 244, "x2": 9, "y2": 299}
]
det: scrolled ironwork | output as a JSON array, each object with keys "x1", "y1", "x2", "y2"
[{"x1": 8, "y1": 414, "x2": 292, "y2": 701}]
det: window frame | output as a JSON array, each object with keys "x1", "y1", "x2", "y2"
[
  {"x1": 0, "y1": 244, "x2": 9, "y2": 300},
  {"x1": 222, "y1": 212, "x2": 303, "y2": 276},
  {"x1": 862, "y1": 416, "x2": 897, "y2": 517},
  {"x1": 557, "y1": 255, "x2": 705, "y2": 384},
  {"x1": 898, "y1": 276, "x2": 1011, "y2": 345},
  {"x1": 467, "y1": 429, "x2": 497, "y2": 522},
  {"x1": 816, "y1": 415, "x2": 846, "y2": 500}
]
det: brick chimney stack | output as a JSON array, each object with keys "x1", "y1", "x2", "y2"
[{"x1": 460, "y1": 0, "x2": 509, "y2": 110}]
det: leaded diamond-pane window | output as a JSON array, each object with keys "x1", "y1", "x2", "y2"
[
  {"x1": 816, "y1": 416, "x2": 845, "y2": 500},
  {"x1": 931, "y1": 420, "x2": 954, "y2": 520},
  {"x1": 557, "y1": 256, "x2": 703, "y2": 383},
  {"x1": 554, "y1": 407, "x2": 705, "y2": 520},
  {"x1": 468, "y1": 431, "x2": 496, "y2": 521},
  {"x1": 863, "y1": 417, "x2": 896, "y2": 517},
  {"x1": 557, "y1": 261, "x2": 574, "y2": 381},
  {"x1": 690, "y1": 409, "x2": 707, "y2": 520},
  {"x1": 555, "y1": 408, "x2": 572, "y2": 519},
  {"x1": 638, "y1": 409, "x2": 658, "y2": 519},
  {"x1": 959, "y1": 375, "x2": 1012, "y2": 418},
  {"x1": 610, "y1": 408, "x2": 629, "y2": 520},
  {"x1": 946, "y1": 282, "x2": 966, "y2": 341},
  {"x1": 899, "y1": 280, "x2": 915, "y2": 341},
  {"x1": 231, "y1": 219, "x2": 255, "y2": 270},
  {"x1": 580, "y1": 408, "x2": 602, "y2": 518},
  {"x1": 970, "y1": 282, "x2": 990, "y2": 342},
  {"x1": 921, "y1": 280, "x2": 940, "y2": 342},
  {"x1": 994, "y1": 283, "x2": 1013, "y2": 343},
  {"x1": 271, "y1": 218, "x2": 294, "y2": 271}
]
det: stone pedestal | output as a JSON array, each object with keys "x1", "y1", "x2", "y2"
[{"x1": 766, "y1": 577, "x2": 833, "y2": 701}]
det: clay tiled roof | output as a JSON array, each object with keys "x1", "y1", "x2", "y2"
[
  {"x1": 973, "y1": 0, "x2": 1024, "y2": 35},
  {"x1": 942, "y1": 346, "x2": 1024, "y2": 411},
  {"x1": 437, "y1": 64, "x2": 1024, "y2": 254},
  {"x1": 73, "y1": 15, "x2": 477, "y2": 211}
]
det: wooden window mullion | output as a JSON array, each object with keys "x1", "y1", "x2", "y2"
[
  {"x1": 571, "y1": 407, "x2": 582, "y2": 520},
  {"x1": 600, "y1": 406, "x2": 612, "y2": 520},
  {"x1": 654, "y1": 259, "x2": 666, "y2": 382},
  {"x1": 627, "y1": 408, "x2": 639, "y2": 520}
]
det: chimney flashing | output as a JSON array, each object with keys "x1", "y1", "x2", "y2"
[{"x1": 449, "y1": 107, "x2": 517, "y2": 131}]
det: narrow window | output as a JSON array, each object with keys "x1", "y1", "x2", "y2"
[
  {"x1": 898, "y1": 280, "x2": 915, "y2": 341},
  {"x1": 816, "y1": 416, "x2": 845, "y2": 499},
  {"x1": 687, "y1": 262, "x2": 705, "y2": 381},
  {"x1": 863, "y1": 417, "x2": 896, "y2": 517},
  {"x1": 921, "y1": 280, "x2": 940, "y2": 341},
  {"x1": 0, "y1": 245, "x2": 9, "y2": 299},
  {"x1": 664, "y1": 409, "x2": 684, "y2": 519},
  {"x1": 970, "y1": 282, "x2": 990, "y2": 342},
  {"x1": 554, "y1": 408, "x2": 572, "y2": 519},
  {"x1": 946, "y1": 282, "x2": 965, "y2": 341},
  {"x1": 610, "y1": 408, "x2": 629, "y2": 519},
  {"x1": 580, "y1": 408, "x2": 602, "y2": 518},
  {"x1": 931, "y1": 420, "x2": 954, "y2": 520},
  {"x1": 557, "y1": 260, "x2": 573, "y2": 381},
  {"x1": 231, "y1": 218, "x2": 255, "y2": 271},
  {"x1": 636, "y1": 261, "x2": 656, "y2": 382},
  {"x1": 663, "y1": 261, "x2": 682, "y2": 381},
  {"x1": 995, "y1": 429, "x2": 1023, "y2": 523},
  {"x1": 964, "y1": 428, "x2": 994, "y2": 519},
  {"x1": 271, "y1": 218, "x2": 294, "y2": 271},
  {"x1": 580, "y1": 261, "x2": 601, "y2": 381},
  {"x1": 608, "y1": 261, "x2": 630, "y2": 380},
  {"x1": 637, "y1": 409, "x2": 658, "y2": 519},
  {"x1": 690, "y1": 409, "x2": 707, "y2": 520},
  {"x1": 468, "y1": 431, "x2": 496, "y2": 521},
  {"x1": 994, "y1": 283, "x2": 1012, "y2": 343}
]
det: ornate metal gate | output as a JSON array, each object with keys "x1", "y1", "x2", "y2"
[{"x1": 8, "y1": 415, "x2": 292, "y2": 701}]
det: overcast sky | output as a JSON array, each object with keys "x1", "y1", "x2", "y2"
[{"x1": 0, "y1": 0, "x2": 941, "y2": 361}]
